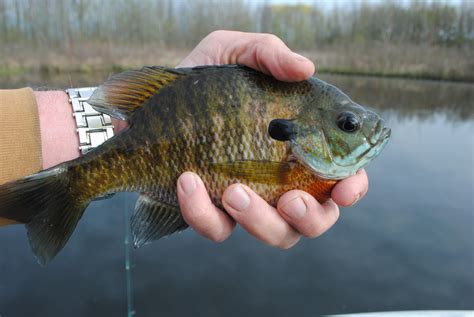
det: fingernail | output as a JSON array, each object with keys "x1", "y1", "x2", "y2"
[
  {"x1": 350, "y1": 193, "x2": 361, "y2": 206},
  {"x1": 226, "y1": 185, "x2": 250, "y2": 211},
  {"x1": 281, "y1": 196, "x2": 307, "y2": 220},
  {"x1": 179, "y1": 173, "x2": 197, "y2": 195}
]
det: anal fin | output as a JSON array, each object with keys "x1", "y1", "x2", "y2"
[{"x1": 130, "y1": 193, "x2": 188, "y2": 248}]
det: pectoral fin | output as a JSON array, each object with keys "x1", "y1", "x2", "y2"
[
  {"x1": 209, "y1": 160, "x2": 293, "y2": 184},
  {"x1": 130, "y1": 193, "x2": 188, "y2": 248}
]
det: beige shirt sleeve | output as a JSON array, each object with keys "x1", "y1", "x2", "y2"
[{"x1": 0, "y1": 88, "x2": 42, "y2": 225}]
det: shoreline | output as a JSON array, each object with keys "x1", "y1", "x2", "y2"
[
  {"x1": 317, "y1": 68, "x2": 474, "y2": 84},
  {"x1": 1, "y1": 43, "x2": 472, "y2": 84},
  {"x1": 1, "y1": 65, "x2": 472, "y2": 84}
]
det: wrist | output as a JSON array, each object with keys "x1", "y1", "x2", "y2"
[
  {"x1": 34, "y1": 90, "x2": 128, "y2": 169},
  {"x1": 34, "y1": 91, "x2": 80, "y2": 169}
]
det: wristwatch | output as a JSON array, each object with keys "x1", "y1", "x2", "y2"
[{"x1": 66, "y1": 87, "x2": 115, "y2": 154}]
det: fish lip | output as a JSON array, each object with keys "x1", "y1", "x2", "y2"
[
  {"x1": 368, "y1": 120, "x2": 382, "y2": 145},
  {"x1": 368, "y1": 120, "x2": 391, "y2": 146},
  {"x1": 380, "y1": 127, "x2": 391, "y2": 141},
  {"x1": 374, "y1": 127, "x2": 391, "y2": 147},
  {"x1": 363, "y1": 126, "x2": 391, "y2": 162}
]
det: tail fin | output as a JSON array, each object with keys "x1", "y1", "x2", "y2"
[{"x1": 0, "y1": 166, "x2": 88, "y2": 265}]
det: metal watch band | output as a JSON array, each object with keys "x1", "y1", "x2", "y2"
[{"x1": 66, "y1": 87, "x2": 114, "y2": 155}]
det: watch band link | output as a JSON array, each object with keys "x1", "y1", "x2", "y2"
[{"x1": 66, "y1": 87, "x2": 115, "y2": 154}]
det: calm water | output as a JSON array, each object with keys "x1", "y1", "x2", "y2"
[{"x1": 0, "y1": 73, "x2": 473, "y2": 316}]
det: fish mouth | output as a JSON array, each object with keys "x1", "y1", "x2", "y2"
[
  {"x1": 379, "y1": 127, "x2": 391, "y2": 142},
  {"x1": 360, "y1": 121, "x2": 391, "y2": 163},
  {"x1": 368, "y1": 119, "x2": 391, "y2": 146}
]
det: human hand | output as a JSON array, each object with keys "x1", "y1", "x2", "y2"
[{"x1": 177, "y1": 31, "x2": 368, "y2": 248}]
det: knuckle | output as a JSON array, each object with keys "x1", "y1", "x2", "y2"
[
  {"x1": 269, "y1": 233, "x2": 300, "y2": 250},
  {"x1": 260, "y1": 33, "x2": 281, "y2": 45},
  {"x1": 302, "y1": 212, "x2": 338, "y2": 238},
  {"x1": 207, "y1": 30, "x2": 227, "y2": 40},
  {"x1": 297, "y1": 218, "x2": 325, "y2": 238},
  {"x1": 304, "y1": 224, "x2": 325, "y2": 239},
  {"x1": 207, "y1": 229, "x2": 230, "y2": 243},
  {"x1": 190, "y1": 213, "x2": 231, "y2": 243},
  {"x1": 180, "y1": 205, "x2": 205, "y2": 224}
]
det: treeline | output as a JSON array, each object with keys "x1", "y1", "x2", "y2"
[{"x1": 0, "y1": 0, "x2": 472, "y2": 50}]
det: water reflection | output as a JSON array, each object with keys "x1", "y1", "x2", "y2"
[
  {"x1": 0, "y1": 74, "x2": 472, "y2": 316},
  {"x1": 320, "y1": 74, "x2": 474, "y2": 122}
]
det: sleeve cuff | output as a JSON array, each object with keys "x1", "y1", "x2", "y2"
[{"x1": 0, "y1": 87, "x2": 42, "y2": 185}]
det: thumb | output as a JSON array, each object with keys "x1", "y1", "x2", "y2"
[
  {"x1": 270, "y1": 51, "x2": 315, "y2": 82},
  {"x1": 231, "y1": 32, "x2": 315, "y2": 82},
  {"x1": 178, "y1": 31, "x2": 315, "y2": 82}
]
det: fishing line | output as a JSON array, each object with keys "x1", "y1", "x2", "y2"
[{"x1": 124, "y1": 194, "x2": 135, "y2": 316}]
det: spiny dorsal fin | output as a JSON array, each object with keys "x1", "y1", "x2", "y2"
[
  {"x1": 87, "y1": 66, "x2": 185, "y2": 120},
  {"x1": 130, "y1": 193, "x2": 188, "y2": 248}
]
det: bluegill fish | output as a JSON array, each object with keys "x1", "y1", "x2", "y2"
[{"x1": 0, "y1": 65, "x2": 390, "y2": 265}]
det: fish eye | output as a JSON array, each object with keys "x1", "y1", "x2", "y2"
[{"x1": 337, "y1": 112, "x2": 360, "y2": 133}]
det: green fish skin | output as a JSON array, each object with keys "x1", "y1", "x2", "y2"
[{"x1": 0, "y1": 65, "x2": 390, "y2": 265}]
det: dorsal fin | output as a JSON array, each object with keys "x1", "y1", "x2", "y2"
[{"x1": 87, "y1": 66, "x2": 185, "y2": 120}]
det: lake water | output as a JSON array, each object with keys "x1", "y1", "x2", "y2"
[{"x1": 0, "y1": 73, "x2": 473, "y2": 316}]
